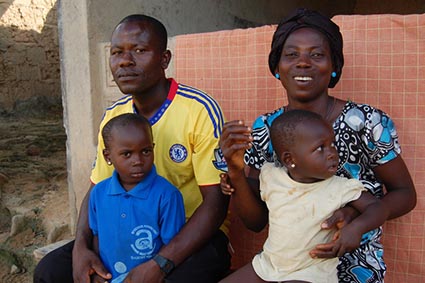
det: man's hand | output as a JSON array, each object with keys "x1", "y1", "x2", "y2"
[
  {"x1": 91, "y1": 273, "x2": 112, "y2": 283},
  {"x1": 124, "y1": 260, "x2": 165, "y2": 283},
  {"x1": 72, "y1": 248, "x2": 111, "y2": 283}
]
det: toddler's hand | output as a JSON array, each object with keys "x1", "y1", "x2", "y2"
[{"x1": 220, "y1": 173, "x2": 234, "y2": 195}]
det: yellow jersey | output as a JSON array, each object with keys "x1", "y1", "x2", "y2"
[{"x1": 90, "y1": 79, "x2": 229, "y2": 234}]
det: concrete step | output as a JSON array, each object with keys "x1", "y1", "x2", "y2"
[{"x1": 33, "y1": 239, "x2": 73, "y2": 261}]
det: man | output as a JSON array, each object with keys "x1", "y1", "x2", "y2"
[{"x1": 34, "y1": 14, "x2": 230, "y2": 283}]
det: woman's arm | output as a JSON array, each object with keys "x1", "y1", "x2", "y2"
[
  {"x1": 311, "y1": 155, "x2": 416, "y2": 259},
  {"x1": 373, "y1": 155, "x2": 416, "y2": 219},
  {"x1": 333, "y1": 192, "x2": 390, "y2": 257},
  {"x1": 220, "y1": 120, "x2": 268, "y2": 232},
  {"x1": 228, "y1": 167, "x2": 269, "y2": 232}
]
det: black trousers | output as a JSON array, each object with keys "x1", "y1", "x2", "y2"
[{"x1": 33, "y1": 231, "x2": 231, "y2": 283}]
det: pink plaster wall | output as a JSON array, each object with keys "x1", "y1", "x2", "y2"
[{"x1": 174, "y1": 13, "x2": 425, "y2": 282}]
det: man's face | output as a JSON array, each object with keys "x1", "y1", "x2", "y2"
[{"x1": 109, "y1": 20, "x2": 167, "y2": 95}]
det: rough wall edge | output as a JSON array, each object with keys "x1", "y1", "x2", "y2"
[{"x1": 58, "y1": 0, "x2": 94, "y2": 234}]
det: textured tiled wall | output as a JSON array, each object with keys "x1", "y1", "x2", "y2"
[{"x1": 174, "y1": 14, "x2": 425, "y2": 282}]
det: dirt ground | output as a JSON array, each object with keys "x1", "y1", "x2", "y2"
[{"x1": 0, "y1": 113, "x2": 71, "y2": 283}]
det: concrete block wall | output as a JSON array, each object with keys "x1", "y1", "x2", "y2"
[{"x1": 0, "y1": 0, "x2": 59, "y2": 113}]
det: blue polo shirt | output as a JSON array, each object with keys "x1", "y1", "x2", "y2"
[{"x1": 89, "y1": 165, "x2": 185, "y2": 282}]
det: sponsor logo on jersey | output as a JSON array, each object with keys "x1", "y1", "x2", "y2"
[{"x1": 213, "y1": 148, "x2": 228, "y2": 172}]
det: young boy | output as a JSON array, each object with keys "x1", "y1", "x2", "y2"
[
  {"x1": 220, "y1": 109, "x2": 389, "y2": 283},
  {"x1": 88, "y1": 113, "x2": 185, "y2": 283}
]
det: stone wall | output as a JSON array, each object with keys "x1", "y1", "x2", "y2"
[{"x1": 0, "y1": 0, "x2": 60, "y2": 115}]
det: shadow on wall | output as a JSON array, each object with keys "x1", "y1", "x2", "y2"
[{"x1": 0, "y1": 0, "x2": 62, "y2": 118}]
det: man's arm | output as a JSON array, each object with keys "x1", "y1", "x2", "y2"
[
  {"x1": 161, "y1": 184, "x2": 229, "y2": 263},
  {"x1": 124, "y1": 184, "x2": 229, "y2": 283},
  {"x1": 72, "y1": 184, "x2": 111, "y2": 283}
]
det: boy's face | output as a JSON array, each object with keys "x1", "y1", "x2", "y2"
[
  {"x1": 103, "y1": 123, "x2": 154, "y2": 190},
  {"x1": 288, "y1": 119, "x2": 338, "y2": 183}
]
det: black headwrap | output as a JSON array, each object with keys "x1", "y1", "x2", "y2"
[{"x1": 268, "y1": 8, "x2": 344, "y2": 88}]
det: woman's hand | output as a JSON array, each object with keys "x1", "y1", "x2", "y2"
[
  {"x1": 321, "y1": 206, "x2": 359, "y2": 230},
  {"x1": 331, "y1": 226, "x2": 363, "y2": 257},
  {"x1": 309, "y1": 206, "x2": 359, "y2": 259},
  {"x1": 219, "y1": 120, "x2": 252, "y2": 172}
]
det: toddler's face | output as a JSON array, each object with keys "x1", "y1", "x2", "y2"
[{"x1": 288, "y1": 119, "x2": 338, "y2": 183}]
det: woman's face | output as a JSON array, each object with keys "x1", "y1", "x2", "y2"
[{"x1": 277, "y1": 28, "x2": 333, "y2": 102}]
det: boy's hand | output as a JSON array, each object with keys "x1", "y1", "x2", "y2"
[{"x1": 72, "y1": 248, "x2": 112, "y2": 283}]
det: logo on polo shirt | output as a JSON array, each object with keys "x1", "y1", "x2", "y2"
[
  {"x1": 169, "y1": 144, "x2": 188, "y2": 163},
  {"x1": 130, "y1": 225, "x2": 158, "y2": 257}
]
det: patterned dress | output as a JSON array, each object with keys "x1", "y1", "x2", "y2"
[{"x1": 245, "y1": 100, "x2": 400, "y2": 283}]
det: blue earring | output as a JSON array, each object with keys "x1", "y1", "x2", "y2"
[
  {"x1": 331, "y1": 71, "x2": 337, "y2": 78},
  {"x1": 275, "y1": 73, "x2": 280, "y2": 79}
]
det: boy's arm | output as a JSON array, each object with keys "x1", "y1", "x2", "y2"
[
  {"x1": 72, "y1": 184, "x2": 111, "y2": 283},
  {"x1": 333, "y1": 191, "x2": 390, "y2": 257},
  {"x1": 90, "y1": 235, "x2": 108, "y2": 283},
  {"x1": 92, "y1": 235, "x2": 99, "y2": 256}
]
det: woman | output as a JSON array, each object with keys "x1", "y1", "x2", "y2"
[{"x1": 220, "y1": 8, "x2": 416, "y2": 283}]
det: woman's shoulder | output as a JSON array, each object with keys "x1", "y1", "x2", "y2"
[
  {"x1": 336, "y1": 100, "x2": 399, "y2": 149},
  {"x1": 339, "y1": 101, "x2": 392, "y2": 127},
  {"x1": 252, "y1": 107, "x2": 284, "y2": 129},
  {"x1": 342, "y1": 100, "x2": 388, "y2": 117}
]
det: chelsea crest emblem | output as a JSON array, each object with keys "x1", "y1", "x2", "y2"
[{"x1": 169, "y1": 144, "x2": 188, "y2": 163}]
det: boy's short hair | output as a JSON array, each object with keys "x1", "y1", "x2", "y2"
[{"x1": 102, "y1": 113, "x2": 152, "y2": 148}]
